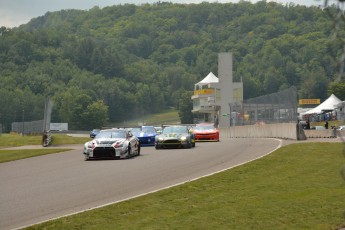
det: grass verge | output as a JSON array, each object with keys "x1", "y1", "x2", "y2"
[
  {"x1": 0, "y1": 149, "x2": 73, "y2": 163},
  {"x1": 0, "y1": 133, "x2": 88, "y2": 163},
  {"x1": 0, "y1": 133, "x2": 44, "y2": 148},
  {"x1": 50, "y1": 134, "x2": 90, "y2": 145},
  {"x1": 0, "y1": 133, "x2": 89, "y2": 148},
  {"x1": 25, "y1": 142, "x2": 345, "y2": 230}
]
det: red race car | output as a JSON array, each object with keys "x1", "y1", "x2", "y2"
[{"x1": 192, "y1": 123, "x2": 219, "y2": 142}]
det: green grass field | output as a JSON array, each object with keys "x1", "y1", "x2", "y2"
[
  {"x1": 23, "y1": 142, "x2": 345, "y2": 230},
  {"x1": 0, "y1": 133, "x2": 90, "y2": 148}
]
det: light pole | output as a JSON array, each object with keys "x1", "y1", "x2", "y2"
[{"x1": 22, "y1": 109, "x2": 24, "y2": 136}]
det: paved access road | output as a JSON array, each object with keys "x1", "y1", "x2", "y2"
[{"x1": 0, "y1": 138, "x2": 281, "y2": 230}]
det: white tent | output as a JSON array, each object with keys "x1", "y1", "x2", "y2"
[
  {"x1": 196, "y1": 72, "x2": 219, "y2": 86},
  {"x1": 304, "y1": 94, "x2": 342, "y2": 114}
]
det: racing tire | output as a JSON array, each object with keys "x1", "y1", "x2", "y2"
[
  {"x1": 137, "y1": 144, "x2": 141, "y2": 156},
  {"x1": 186, "y1": 141, "x2": 192, "y2": 149},
  {"x1": 155, "y1": 144, "x2": 161, "y2": 150},
  {"x1": 127, "y1": 145, "x2": 132, "y2": 159}
]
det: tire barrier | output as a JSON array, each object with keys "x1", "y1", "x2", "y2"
[{"x1": 42, "y1": 131, "x2": 52, "y2": 147}]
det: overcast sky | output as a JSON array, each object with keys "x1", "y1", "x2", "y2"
[{"x1": 0, "y1": 0, "x2": 326, "y2": 28}]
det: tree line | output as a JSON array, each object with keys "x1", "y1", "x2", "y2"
[{"x1": 0, "y1": 1, "x2": 344, "y2": 131}]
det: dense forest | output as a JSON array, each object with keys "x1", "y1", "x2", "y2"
[{"x1": 0, "y1": 1, "x2": 344, "y2": 131}]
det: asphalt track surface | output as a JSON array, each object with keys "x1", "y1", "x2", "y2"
[{"x1": 0, "y1": 138, "x2": 282, "y2": 230}]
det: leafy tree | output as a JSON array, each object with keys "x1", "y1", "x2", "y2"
[
  {"x1": 81, "y1": 100, "x2": 109, "y2": 129},
  {"x1": 178, "y1": 91, "x2": 194, "y2": 124},
  {"x1": 57, "y1": 88, "x2": 93, "y2": 129},
  {"x1": 328, "y1": 81, "x2": 345, "y2": 100}
]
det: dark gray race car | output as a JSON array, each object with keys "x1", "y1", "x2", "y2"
[{"x1": 154, "y1": 125, "x2": 195, "y2": 149}]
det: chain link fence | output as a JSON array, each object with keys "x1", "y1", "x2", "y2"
[
  {"x1": 10, "y1": 97, "x2": 53, "y2": 146},
  {"x1": 11, "y1": 120, "x2": 44, "y2": 135},
  {"x1": 229, "y1": 86, "x2": 298, "y2": 126}
]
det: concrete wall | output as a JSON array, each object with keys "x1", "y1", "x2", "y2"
[
  {"x1": 219, "y1": 124, "x2": 343, "y2": 140},
  {"x1": 219, "y1": 123, "x2": 298, "y2": 140},
  {"x1": 304, "y1": 129, "x2": 337, "y2": 138}
]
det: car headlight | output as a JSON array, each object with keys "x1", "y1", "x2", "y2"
[
  {"x1": 158, "y1": 137, "x2": 164, "y2": 141},
  {"x1": 114, "y1": 141, "x2": 124, "y2": 148},
  {"x1": 87, "y1": 141, "x2": 95, "y2": 148},
  {"x1": 180, "y1": 136, "x2": 187, "y2": 141}
]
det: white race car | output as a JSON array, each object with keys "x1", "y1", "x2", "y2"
[{"x1": 83, "y1": 129, "x2": 140, "y2": 160}]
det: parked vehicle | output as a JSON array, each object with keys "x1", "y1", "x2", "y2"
[
  {"x1": 337, "y1": 125, "x2": 345, "y2": 130},
  {"x1": 192, "y1": 123, "x2": 219, "y2": 142},
  {"x1": 155, "y1": 125, "x2": 195, "y2": 149},
  {"x1": 83, "y1": 129, "x2": 140, "y2": 160}
]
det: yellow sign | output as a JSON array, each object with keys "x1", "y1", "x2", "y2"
[
  {"x1": 194, "y1": 89, "x2": 214, "y2": 95},
  {"x1": 299, "y1": 99, "x2": 320, "y2": 105}
]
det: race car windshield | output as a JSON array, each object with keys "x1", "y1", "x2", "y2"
[
  {"x1": 96, "y1": 131, "x2": 127, "y2": 139},
  {"x1": 131, "y1": 128, "x2": 141, "y2": 135},
  {"x1": 163, "y1": 126, "x2": 187, "y2": 134},
  {"x1": 142, "y1": 126, "x2": 156, "y2": 133},
  {"x1": 194, "y1": 125, "x2": 215, "y2": 131}
]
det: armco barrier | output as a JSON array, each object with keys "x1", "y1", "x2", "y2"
[{"x1": 219, "y1": 123, "x2": 298, "y2": 140}]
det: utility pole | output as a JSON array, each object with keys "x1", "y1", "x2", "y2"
[{"x1": 22, "y1": 109, "x2": 24, "y2": 136}]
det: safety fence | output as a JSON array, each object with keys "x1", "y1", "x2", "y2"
[
  {"x1": 11, "y1": 120, "x2": 52, "y2": 146},
  {"x1": 229, "y1": 86, "x2": 298, "y2": 126},
  {"x1": 12, "y1": 120, "x2": 44, "y2": 135}
]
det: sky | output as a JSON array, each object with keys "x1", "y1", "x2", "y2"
[{"x1": 0, "y1": 0, "x2": 327, "y2": 28}]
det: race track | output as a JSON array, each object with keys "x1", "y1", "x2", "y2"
[{"x1": 0, "y1": 138, "x2": 281, "y2": 230}]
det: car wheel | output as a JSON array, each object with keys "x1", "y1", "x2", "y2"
[
  {"x1": 187, "y1": 141, "x2": 192, "y2": 148},
  {"x1": 155, "y1": 144, "x2": 160, "y2": 149},
  {"x1": 127, "y1": 145, "x2": 132, "y2": 158},
  {"x1": 137, "y1": 144, "x2": 141, "y2": 156},
  {"x1": 84, "y1": 153, "x2": 89, "y2": 161}
]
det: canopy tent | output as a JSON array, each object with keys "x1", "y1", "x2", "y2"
[
  {"x1": 196, "y1": 72, "x2": 219, "y2": 86},
  {"x1": 304, "y1": 94, "x2": 342, "y2": 115}
]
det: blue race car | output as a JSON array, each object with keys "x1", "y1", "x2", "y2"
[
  {"x1": 131, "y1": 126, "x2": 158, "y2": 146},
  {"x1": 90, "y1": 129, "x2": 100, "y2": 138}
]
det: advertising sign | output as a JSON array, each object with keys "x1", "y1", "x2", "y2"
[{"x1": 299, "y1": 99, "x2": 320, "y2": 105}]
